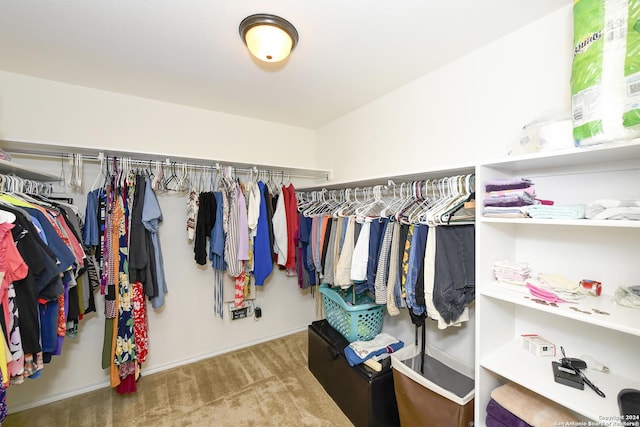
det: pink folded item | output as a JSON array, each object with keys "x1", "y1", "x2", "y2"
[{"x1": 525, "y1": 283, "x2": 568, "y2": 303}]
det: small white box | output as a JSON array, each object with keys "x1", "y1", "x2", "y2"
[{"x1": 520, "y1": 334, "x2": 556, "y2": 357}]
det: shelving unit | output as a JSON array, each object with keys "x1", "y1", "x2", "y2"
[{"x1": 475, "y1": 140, "x2": 640, "y2": 424}]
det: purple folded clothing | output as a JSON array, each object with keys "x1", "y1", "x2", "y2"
[
  {"x1": 486, "y1": 413, "x2": 508, "y2": 427},
  {"x1": 483, "y1": 194, "x2": 536, "y2": 207},
  {"x1": 486, "y1": 398, "x2": 532, "y2": 427},
  {"x1": 485, "y1": 178, "x2": 533, "y2": 192}
]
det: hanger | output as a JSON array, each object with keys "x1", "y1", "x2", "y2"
[
  {"x1": 0, "y1": 209, "x2": 16, "y2": 224},
  {"x1": 90, "y1": 152, "x2": 106, "y2": 191},
  {"x1": 354, "y1": 185, "x2": 387, "y2": 220},
  {"x1": 165, "y1": 161, "x2": 180, "y2": 191}
]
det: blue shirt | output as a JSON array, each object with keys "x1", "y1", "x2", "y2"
[{"x1": 142, "y1": 177, "x2": 168, "y2": 309}]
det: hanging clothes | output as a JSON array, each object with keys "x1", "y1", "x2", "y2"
[
  {"x1": 272, "y1": 187, "x2": 288, "y2": 267},
  {"x1": 210, "y1": 191, "x2": 226, "y2": 318},
  {"x1": 142, "y1": 177, "x2": 168, "y2": 309},
  {"x1": 84, "y1": 165, "x2": 166, "y2": 396},
  {"x1": 334, "y1": 216, "x2": 355, "y2": 288},
  {"x1": 283, "y1": 183, "x2": 299, "y2": 273},
  {"x1": 0, "y1": 184, "x2": 98, "y2": 395},
  {"x1": 297, "y1": 213, "x2": 316, "y2": 289},
  {"x1": 297, "y1": 175, "x2": 476, "y2": 330},
  {"x1": 253, "y1": 182, "x2": 273, "y2": 286},
  {"x1": 193, "y1": 192, "x2": 216, "y2": 266},
  {"x1": 432, "y1": 225, "x2": 475, "y2": 323},
  {"x1": 404, "y1": 224, "x2": 428, "y2": 316},
  {"x1": 223, "y1": 179, "x2": 242, "y2": 278},
  {"x1": 373, "y1": 218, "x2": 394, "y2": 304}
]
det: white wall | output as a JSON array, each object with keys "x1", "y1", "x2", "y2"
[
  {"x1": 0, "y1": 72, "x2": 321, "y2": 411},
  {"x1": 0, "y1": 70, "x2": 317, "y2": 169},
  {"x1": 316, "y1": 6, "x2": 574, "y2": 368},
  {"x1": 316, "y1": 6, "x2": 573, "y2": 183}
]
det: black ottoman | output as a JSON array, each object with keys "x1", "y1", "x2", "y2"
[{"x1": 308, "y1": 319, "x2": 400, "y2": 427}]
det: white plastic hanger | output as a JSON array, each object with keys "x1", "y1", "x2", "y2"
[{"x1": 0, "y1": 209, "x2": 16, "y2": 224}]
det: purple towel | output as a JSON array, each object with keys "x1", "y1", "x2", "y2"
[
  {"x1": 486, "y1": 413, "x2": 508, "y2": 427},
  {"x1": 483, "y1": 194, "x2": 536, "y2": 207},
  {"x1": 485, "y1": 178, "x2": 533, "y2": 192},
  {"x1": 486, "y1": 398, "x2": 532, "y2": 427}
]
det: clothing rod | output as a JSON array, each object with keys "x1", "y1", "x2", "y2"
[
  {"x1": 298, "y1": 174, "x2": 475, "y2": 199},
  {"x1": 5, "y1": 146, "x2": 331, "y2": 181}
]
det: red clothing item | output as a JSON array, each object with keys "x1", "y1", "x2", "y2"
[
  {"x1": 283, "y1": 184, "x2": 299, "y2": 271},
  {"x1": 0, "y1": 223, "x2": 28, "y2": 339}
]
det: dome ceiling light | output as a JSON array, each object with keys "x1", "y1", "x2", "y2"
[{"x1": 239, "y1": 13, "x2": 299, "y2": 63}]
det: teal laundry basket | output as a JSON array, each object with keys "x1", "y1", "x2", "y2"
[{"x1": 319, "y1": 284, "x2": 384, "y2": 342}]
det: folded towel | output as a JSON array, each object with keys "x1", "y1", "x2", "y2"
[
  {"x1": 523, "y1": 204, "x2": 586, "y2": 219},
  {"x1": 486, "y1": 398, "x2": 532, "y2": 427},
  {"x1": 484, "y1": 193, "x2": 537, "y2": 207},
  {"x1": 586, "y1": 199, "x2": 640, "y2": 220},
  {"x1": 486, "y1": 413, "x2": 510, "y2": 427},
  {"x1": 344, "y1": 333, "x2": 404, "y2": 367},
  {"x1": 485, "y1": 178, "x2": 533, "y2": 192},
  {"x1": 491, "y1": 382, "x2": 581, "y2": 427},
  {"x1": 483, "y1": 206, "x2": 529, "y2": 218}
]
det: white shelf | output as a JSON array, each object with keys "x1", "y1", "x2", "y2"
[
  {"x1": 482, "y1": 139, "x2": 640, "y2": 171},
  {"x1": 480, "y1": 216, "x2": 640, "y2": 228},
  {"x1": 0, "y1": 158, "x2": 58, "y2": 181},
  {"x1": 480, "y1": 339, "x2": 640, "y2": 422},
  {"x1": 480, "y1": 283, "x2": 640, "y2": 337},
  {"x1": 476, "y1": 141, "x2": 640, "y2": 423},
  {"x1": 0, "y1": 138, "x2": 333, "y2": 182}
]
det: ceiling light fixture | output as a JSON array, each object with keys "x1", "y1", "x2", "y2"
[{"x1": 239, "y1": 13, "x2": 299, "y2": 63}]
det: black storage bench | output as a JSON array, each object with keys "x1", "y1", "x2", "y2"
[{"x1": 307, "y1": 319, "x2": 400, "y2": 427}]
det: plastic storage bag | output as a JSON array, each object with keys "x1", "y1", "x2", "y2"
[{"x1": 571, "y1": 0, "x2": 640, "y2": 145}]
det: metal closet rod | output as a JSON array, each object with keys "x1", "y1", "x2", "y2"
[{"x1": 9, "y1": 147, "x2": 331, "y2": 181}]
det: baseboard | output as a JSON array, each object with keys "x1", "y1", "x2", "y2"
[{"x1": 11, "y1": 326, "x2": 308, "y2": 413}]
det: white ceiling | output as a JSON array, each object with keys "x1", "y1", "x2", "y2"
[{"x1": 0, "y1": 1, "x2": 571, "y2": 129}]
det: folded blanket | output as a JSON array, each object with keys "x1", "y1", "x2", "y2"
[
  {"x1": 523, "y1": 204, "x2": 586, "y2": 219},
  {"x1": 491, "y1": 382, "x2": 581, "y2": 426},
  {"x1": 486, "y1": 398, "x2": 532, "y2": 427},
  {"x1": 586, "y1": 199, "x2": 640, "y2": 220},
  {"x1": 344, "y1": 333, "x2": 404, "y2": 367}
]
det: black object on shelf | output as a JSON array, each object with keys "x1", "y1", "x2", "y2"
[
  {"x1": 552, "y1": 361, "x2": 584, "y2": 390},
  {"x1": 618, "y1": 389, "x2": 640, "y2": 426}
]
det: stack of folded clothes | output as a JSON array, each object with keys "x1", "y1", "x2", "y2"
[
  {"x1": 493, "y1": 260, "x2": 530, "y2": 286},
  {"x1": 487, "y1": 382, "x2": 581, "y2": 427},
  {"x1": 483, "y1": 178, "x2": 536, "y2": 218},
  {"x1": 344, "y1": 332, "x2": 404, "y2": 367}
]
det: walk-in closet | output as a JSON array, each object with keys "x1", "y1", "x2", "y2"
[{"x1": 1, "y1": 2, "x2": 639, "y2": 427}]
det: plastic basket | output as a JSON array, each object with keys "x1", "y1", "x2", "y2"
[{"x1": 319, "y1": 284, "x2": 384, "y2": 342}]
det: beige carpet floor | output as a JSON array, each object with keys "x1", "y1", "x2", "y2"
[{"x1": 4, "y1": 331, "x2": 354, "y2": 427}]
